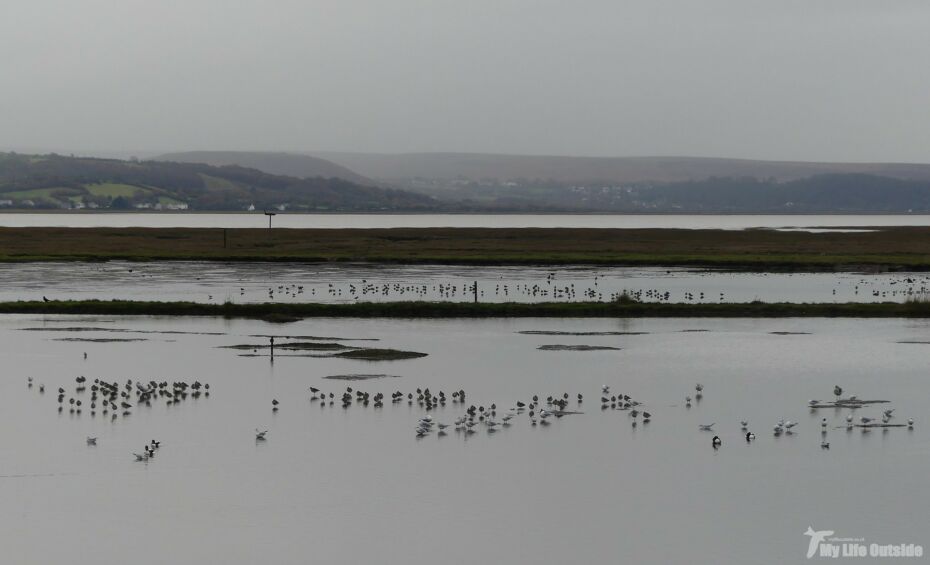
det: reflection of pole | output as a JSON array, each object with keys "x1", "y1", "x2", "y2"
[{"x1": 270, "y1": 336, "x2": 275, "y2": 362}]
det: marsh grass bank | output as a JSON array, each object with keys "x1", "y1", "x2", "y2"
[
  {"x1": 2, "y1": 226, "x2": 930, "y2": 270},
  {"x1": 5, "y1": 299, "x2": 930, "y2": 319}
]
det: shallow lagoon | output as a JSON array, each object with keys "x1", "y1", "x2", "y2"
[
  {"x1": 2, "y1": 262, "x2": 928, "y2": 305},
  {"x1": 1, "y1": 314, "x2": 928, "y2": 564}
]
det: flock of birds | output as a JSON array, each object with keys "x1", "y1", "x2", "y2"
[
  {"x1": 31, "y1": 372, "x2": 915, "y2": 458},
  {"x1": 227, "y1": 279, "x2": 713, "y2": 304},
  {"x1": 286, "y1": 385, "x2": 609, "y2": 438},
  {"x1": 27, "y1": 374, "x2": 209, "y2": 461},
  {"x1": 252, "y1": 382, "x2": 914, "y2": 448},
  {"x1": 59, "y1": 264, "x2": 930, "y2": 305},
  {"x1": 191, "y1": 271, "x2": 930, "y2": 305},
  {"x1": 709, "y1": 384, "x2": 915, "y2": 450}
]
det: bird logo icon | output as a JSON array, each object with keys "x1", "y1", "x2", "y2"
[{"x1": 804, "y1": 526, "x2": 834, "y2": 559}]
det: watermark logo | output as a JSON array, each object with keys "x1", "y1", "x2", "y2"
[
  {"x1": 806, "y1": 527, "x2": 835, "y2": 559},
  {"x1": 804, "y1": 526, "x2": 923, "y2": 559}
]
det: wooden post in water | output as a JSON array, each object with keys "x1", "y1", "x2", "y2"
[
  {"x1": 474, "y1": 281, "x2": 478, "y2": 303},
  {"x1": 269, "y1": 336, "x2": 275, "y2": 362}
]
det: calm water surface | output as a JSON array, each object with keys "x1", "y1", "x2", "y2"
[
  {"x1": 1, "y1": 212, "x2": 929, "y2": 229},
  {"x1": 1, "y1": 315, "x2": 927, "y2": 564},
  {"x1": 2, "y1": 262, "x2": 927, "y2": 304}
]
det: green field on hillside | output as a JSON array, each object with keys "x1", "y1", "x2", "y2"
[{"x1": 84, "y1": 183, "x2": 147, "y2": 198}]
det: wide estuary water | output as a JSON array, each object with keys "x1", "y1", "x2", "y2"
[
  {"x1": 1, "y1": 314, "x2": 928, "y2": 564},
  {"x1": 1, "y1": 212, "x2": 930, "y2": 229}
]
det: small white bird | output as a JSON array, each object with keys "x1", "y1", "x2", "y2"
[
  {"x1": 133, "y1": 452, "x2": 148, "y2": 462},
  {"x1": 883, "y1": 409, "x2": 895, "y2": 419},
  {"x1": 699, "y1": 423, "x2": 715, "y2": 431},
  {"x1": 255, "y1": 429, "x2": 268, "y2": 440},
  {"x1": 602, "y1": 385, "x2": 610, "y2": 393},
  {"x1": 860, "y1": 417, "x2": 874, "y2": 425},
  {"x1": 740, "y1": 421, "x2": 748, "y2": 429},
  {"x1": 695, "y1": 384, "x2": 704, "y2": 393},
  {"x1": 821, "y1": 440, "x2": 830, "y2": 449},
  {"x1": 908, "y1": 418, "x2": 914, "y2": 428},
  {"x1": 821, "y1": 418, "x2": 827, "y2": 429},
  {"x1": 846, "y1": 415, "x2": 854, "y2": 423}
]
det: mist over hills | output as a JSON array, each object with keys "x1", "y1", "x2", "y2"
[
  {"x1": 315, "y1": 152, "x2": 930, "y2": 185},
  {"x1": 158, "y1": 151, "x2": 374, "y2": 186},
  {"x1": 305, "y1": 152, "x2": 930, "y2": 213}
]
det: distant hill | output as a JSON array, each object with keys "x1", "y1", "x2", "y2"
[
  {"x1": 157, "y1": 151, "x2": 373, "y2": 185},
  {"x1": 314, "y1": 152, "x2": 930, "y2": 185},
  {"x1": 6, "y1": 152, "x2": 930, "y2": 213},
  {"x1": 598, "y1": 174, "x2": 930, "y2": 213},
  {"x1": 0, "y1": 153, "x2": 435, "y2": 211}
]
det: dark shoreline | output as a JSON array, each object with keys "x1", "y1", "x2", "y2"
[{"x1": 4, "y1": 299, "x2": 930, "y2": 320}]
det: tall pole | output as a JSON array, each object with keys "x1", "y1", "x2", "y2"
[{"x1": 474, "y1": 281, "x2": 478, "y2": 303}]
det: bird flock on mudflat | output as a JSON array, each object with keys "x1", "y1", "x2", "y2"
[
  {"x1": 711, "y1": 384, "x2": 915, "y2": 450},
  {"x1": 268, "y1": 381, "x2": 914, "y2": 450},
  {"x1": 101, "y1": 264, "x2": 930, "y2": 306},
  {"x1": 27, "y1": 375, "x2": 208, "y2": 461},
  {"x1": 30, "y1": 374, "x2": 915, "y2": 458}
]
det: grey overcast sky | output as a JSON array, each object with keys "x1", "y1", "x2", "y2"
[{"x1": 1, "y1": 0, "x2": 929, "y2": 162}]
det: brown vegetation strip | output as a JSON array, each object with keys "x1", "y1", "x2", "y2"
[{"x1": 0, "y1": 226, "x2": 930, "y2": 269}]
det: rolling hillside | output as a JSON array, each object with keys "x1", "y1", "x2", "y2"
[{"x1": 0, "y1": 153, "x2": 435, "y2": 211}]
